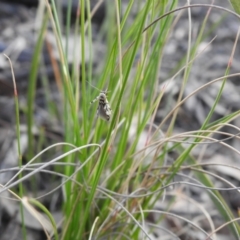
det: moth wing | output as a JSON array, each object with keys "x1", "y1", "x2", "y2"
[{"x1": 98, "y1": 104, "x2": 111, "y2": 121}]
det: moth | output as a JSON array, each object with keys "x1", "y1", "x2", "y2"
[{"x1": 90, "y1": 91, "x2": 112, "y2": 121}]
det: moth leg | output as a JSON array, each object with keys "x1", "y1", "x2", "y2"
[{"x1": 90, "y1": 96, "x2": 100, "y2": 104}]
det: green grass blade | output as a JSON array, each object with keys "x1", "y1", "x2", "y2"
[
  {"x1": 27, "y1": 13, "x2": 48, "y2": 159},
  {"x1": 229, "y1": 0, "x2": 240, "y2": 14}
]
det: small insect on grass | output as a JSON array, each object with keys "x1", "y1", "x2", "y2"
[{"x1": 90, "y1": 90, "x2": 112, "y2": 121}]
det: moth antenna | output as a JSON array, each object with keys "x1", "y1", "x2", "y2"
[
  {"x1": 86, "y1": 81, "x2": 102, "y2": 91},
  {"x1": 86, "y1": 81, "x2": 110, "y2": 93}
]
